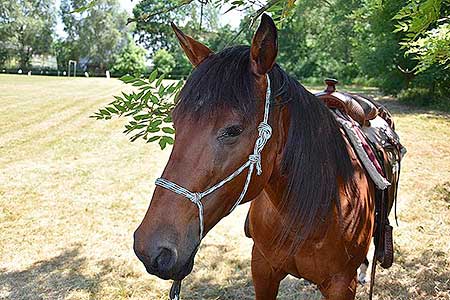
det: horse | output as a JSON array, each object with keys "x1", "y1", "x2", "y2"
[{"x1": 134, "y1": 14, "x2": 380, "y2": 300}]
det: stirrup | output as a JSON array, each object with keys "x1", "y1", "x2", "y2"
[{"x1": 376, "y1": 224, "x2": 394, "y2": 269}]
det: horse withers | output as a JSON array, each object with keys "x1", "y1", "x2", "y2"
[{"x1": 133, "y1": 14, "x2": 396, "y2": 300}]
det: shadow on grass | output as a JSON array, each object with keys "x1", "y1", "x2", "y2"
[
  {"x1": 0, "y1": 245, "x2": 106, "y2": 300},
  {"x1": 171, "y1": 243, "x2": 321, "y2": 300},
  {"x1": 177, "y1": 243, "x2": 450, "y2": 300},
  {"x1": 372, "y1": 248, "x2": 450, "y2": 300}
]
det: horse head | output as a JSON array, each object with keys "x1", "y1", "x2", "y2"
[{"x1": 133, "y1": 14, "x2": 282, "y2": 280}]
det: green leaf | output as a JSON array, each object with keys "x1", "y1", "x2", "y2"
[
  {"x1": 155, "y1": 74, "x2": 165, "y2": 87},
  {"x1": 113, "y1": 104, "x2": 126, "y2": 112},
  {"x1": 149, "y1": 69, "x2": 158, "y2": 83},
  {"x1": 70, "y1": 0, "x2": 97, "y2": 13},
  {"x1": 147, "y1": 135, "x2": 160, "y2": 142},
  {"x1": 132, "y1": 80, "x2": 148, "y2": 87},
  {"x1": 99, "y1": 109, "x2": 110, "y2": 116},
  {"x1": 106, "y1": 107, "x2": 118, "y2": 114},
  {"x1": 119, "y1": 74, "x2": 136, "y2": 83},
  {"x1": 151, "y1": 120, "x2": 163, "y2": 127},
  {"x1": 150, "y1": 94, "x2": 159, "y2": 104},
  {"x1": 162, "y1": 127, "x2": 175, "y2": 134},
  {"x1": 159, "y1": 138, "x2": 167, "y2": 150},
  {"x1": 161, "y1": 135, "x2": 174, "y2": 145},
  {"x1": 158, "y1": 85, "x2": 166, "y2": 97}
]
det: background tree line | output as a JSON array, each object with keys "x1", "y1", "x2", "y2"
[{"x1": 0, "y1": 0, "x2": 448, "y2": 108}]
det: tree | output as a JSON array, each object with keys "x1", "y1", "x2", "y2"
[
  {"x1": 152, "y1": 49, "x2": 176, "y2": 75},
  {"x1": 0, "y1": 0, "x2": 56, "y2": 68},
  {"x1": 395, "y1": 0, "x2": 450, "y2": 73},
  {"x1": 351, "y1": 0, "x2": 415, "y2": 94},
  {"x1": 393, "y1": 0, "x2": 450, "y2": 105},
  {"x1": 110, "y1": 37, "x2": 147, "y2": 76},
  {"x1": 59, "y1": 0, "x2": 128, "y2": 73},
  {"x1": 132, "y1": 0, "x2": 219, "y2": 53},
  {"x1": 131, "y1": 0, "x2": 221, "y2": 77}
]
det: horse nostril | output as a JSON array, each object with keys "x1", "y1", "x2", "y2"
[{"x1": 154, "y1": 247, "x2": 177, "y2": 273}]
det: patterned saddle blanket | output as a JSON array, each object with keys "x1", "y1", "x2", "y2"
[{"x1": 315, "y1": 79, "x2": 406, "y2": 191}]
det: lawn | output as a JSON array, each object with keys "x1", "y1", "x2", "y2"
[{"x1": 0, "y1": 74, "x2": 449, "y2": 300}]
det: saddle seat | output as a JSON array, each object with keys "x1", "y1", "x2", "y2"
[{"x1": 315, "y1": 78, "x2": 378, "y2": 126}]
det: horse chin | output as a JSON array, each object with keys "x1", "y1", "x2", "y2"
[
  {"x1": 174, "y1": 246, "x2": 198, "y2": 280},
  {"x1": 147, "y1": 247, "x2": 198, "y2": 281},
  {"x1": 172, "y1": 254, "x2": 195, "y2": 280}
]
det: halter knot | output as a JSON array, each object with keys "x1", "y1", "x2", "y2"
[
  {"x1": 258, "y1": 122, "x2": 272, "y2": 138},
  {"x1": 249, "y1": 154, "x2": 260, "y2": 164},
  {"x1": 189, "y1": 192, "x2": 202, "y2": 204}
]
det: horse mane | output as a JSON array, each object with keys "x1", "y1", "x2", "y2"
[
  {"x1": 175, "y1": 46, "x2": 356, "y2": 253},
  {"x1": 174, "y1": 46, "x2": 257, "y2": 121},
  {"x1": 269, "y1": 64, "x2": 357, "y2": 254}
]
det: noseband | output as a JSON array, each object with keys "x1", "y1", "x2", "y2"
[{"x1": 155, "y1": 74, "x2": 273, "y2": 240}]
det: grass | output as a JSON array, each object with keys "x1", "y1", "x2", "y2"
[{"x1": 0, "y1": 74, "x2": 449, "y2": 300}]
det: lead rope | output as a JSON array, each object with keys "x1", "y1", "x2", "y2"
[{"x1": 155, "y1": 74, "x2": 272, "y2": 300}]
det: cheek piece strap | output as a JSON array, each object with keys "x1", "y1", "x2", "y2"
[{"x1": 154, "y1": 74, "x2": 272, "y2": 300}]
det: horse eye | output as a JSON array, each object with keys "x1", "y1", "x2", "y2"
[{"x1": 220, "y1": 125, "x2": 243, "y2": 139}]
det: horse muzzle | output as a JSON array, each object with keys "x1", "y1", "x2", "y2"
[{"x1": 133, "y1": 230, "x2": 198, "y2": 281}]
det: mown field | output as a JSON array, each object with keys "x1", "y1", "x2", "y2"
[{"x1": 0, "y1": 74, "x2": 449, "y2": 300}]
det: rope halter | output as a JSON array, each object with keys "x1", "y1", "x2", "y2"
[{"x1": 155, "y1": 74, "x2": 273, "y2": 240}]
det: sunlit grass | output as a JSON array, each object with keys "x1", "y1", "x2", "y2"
[{"x1": 0, "y1": 74, "x2": 449, "y2": 299}]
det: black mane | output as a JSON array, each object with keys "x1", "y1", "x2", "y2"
[
  {"x1": 175, "y1": 46, "x2": 356, "y2": 253},
  {"x1": 175, "y1": 46, "x2": 256, "y2": 120}
]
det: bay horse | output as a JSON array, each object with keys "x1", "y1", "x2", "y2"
[{"x1": 134, "y1": 14, "x2": 375, "y2": 299}]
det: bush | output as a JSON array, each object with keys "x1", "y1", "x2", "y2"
[
  {"x1": 111, "y1": 39, "x2": 147, "y2": 77},
  {"x1": 152, "y1": 49, "x2": 176, "y2": 75},
  {"x1": 398, "y1": 87, "x2": 450, "y2": 111}
]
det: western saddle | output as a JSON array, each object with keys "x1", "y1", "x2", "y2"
[{"x1": 315, "y1": 78, "x2": 378, "y2": 126}]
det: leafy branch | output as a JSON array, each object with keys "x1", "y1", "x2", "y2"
[
  {"x1": 91, "y1": 0, "x2": 301, "y2": 150},
  {"x1": 70, "y1": 0, "x2": 98, "y2": 13},
  {"x1": 126, "y1": 0, "x2": 195, "y2": 25},
  {"x1": 91, "y1": 71, "x2": 183, "y2": 149},
  {"x1": 393, "y1": 0, "x2": 450, "y2": 73}
]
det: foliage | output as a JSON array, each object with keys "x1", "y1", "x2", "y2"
[
  {"x1": 92, "y1": 71, "x2": 183, "y2": 149},
  {"x1": 132, "y1": 0, "x2": 189, "y2": 53},
  {"x1": 398, "y1": 86, "x2": 450, "y2": 111},
  {"x1": 89, "y1": 0, "x2": 450, "y2": 148},
  {"x1": 111, "y1": 37, "x2": 147, "y2": 76},
  {"x1": 59, "y1": 0, "x2": 128, "y2": 73},
  {"x1": 132, "y1": 0, "x2": 218, "y2": 53},
  {"x1": 394, "y1": 0, "x2": 450, "y2": 73},
  {"x1": 404, "y1": 23, "x2": 450, "y2": 73},
  {"x1": 131, "y1": 0, "x2": 220, "y2": 77},
  {"x1": 351, "y1": 0, "x2": 415, "y2": 94},
  {"x1": 152, "y1": 50, "x2": 176, "y2": 75},
  {"x1": 272, "y1": 0, "x2": 364, "y2": 82},
  {"x1": 0, "y1": 0, "x2": 56, "y2": 68}
]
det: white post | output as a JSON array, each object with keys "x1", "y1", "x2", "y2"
[{"x1": 68, "y1": 60, "x2": 77, "y2": 77}]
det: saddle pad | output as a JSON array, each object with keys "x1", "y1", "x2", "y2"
[
  {"x1": 362, "y1": 116, "x2": 407, "y2": 160},
  {"x1": 333, "y1": 110, "x2": 391, "y2": 190}
]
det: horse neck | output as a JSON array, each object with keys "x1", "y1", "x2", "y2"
[{"x1": 263, "y1": 102, "x2": 290, "y2": 208}]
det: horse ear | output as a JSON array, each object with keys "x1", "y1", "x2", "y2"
[
  {"x1": 171, "y1": 22, "x2": 213, "y2": 67},
  {"x1": 250, "y1": 13, "x2": 278, "y2": 75}
]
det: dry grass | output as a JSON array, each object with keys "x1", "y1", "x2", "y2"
[{"x1": 0, "y1": 74, "x2": 449, "y2": 300}]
